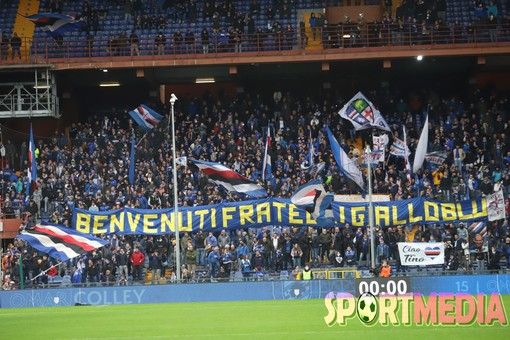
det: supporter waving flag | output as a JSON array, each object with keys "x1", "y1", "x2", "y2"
[
  {"x1": 191, "y1": 159, "x2": 267, "y2": 198},
  {"x1": 128, "y1": 104, "x2": 164, "y2": 131},
  {"x1": 25, "y1": 13, "x2": 85, "y2": 37},
  {"x1": 17, "y1": 223, "x2": 108, "y2": 262}
]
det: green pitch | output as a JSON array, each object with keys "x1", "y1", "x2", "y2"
[{"x1": 0, "y1": 296, "x2": 508, "y2": 340}]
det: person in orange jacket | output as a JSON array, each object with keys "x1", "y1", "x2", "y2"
[{"x1": 379, "y1": 259, "x2": 391, "y2": 277}]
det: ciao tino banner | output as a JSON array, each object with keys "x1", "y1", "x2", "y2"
[
  {"x1": 398, "y1": 242, "x2": 446, "y2": 265},
  {"x1": 72, "y1": 197, "x2": 494, "y2": 235}
]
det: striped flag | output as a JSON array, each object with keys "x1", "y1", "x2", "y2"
[
  {"x1": 191, "y1": 159, "x2": 267, "y2": 198},
  {"x1": 17, "y1": 223, "x2": 109, "y2": 262},
  {"x1": 26, "y1": 124, "x2": 38, "y2": 201},
  {"x1": 425, "y1": 150, "x2": 449, "y2": 169},
  {"x1": 290, "y1": 180, "x2": 325, "y2": 207},
  {"x1": 389, "y1": 137, "x2": 411, "y2": 158},
  {"x1": 128, "y1": 104, "x2": 164, "y2": 132},
  {"x1": 291, "y1": 180, "x2": 334, "y2": 226},
  {"x1": 25, "y1": 13, "x2": 85, "y2": 37},
  {"x1": 262, "y1": 125, "x2": 272, "y2": 181}
]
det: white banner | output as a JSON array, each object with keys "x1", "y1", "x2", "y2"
[
  {"x1": 373, "y1": 134, "x2": 389, "y2": 160},
  {"x1": 397, "y1": 242, "x2": 445, "y2": 265},
  {"x1": 487, "y1": 189, "x2": 506, "y2": 221}
]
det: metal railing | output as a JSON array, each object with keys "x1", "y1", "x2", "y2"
[{"x1": 0, "y1": 24, "x2": 509, "y2": 64}]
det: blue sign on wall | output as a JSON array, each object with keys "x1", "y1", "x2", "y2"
[{"x1": 0, "y1": 274, "x2": 508, "y2": 309}]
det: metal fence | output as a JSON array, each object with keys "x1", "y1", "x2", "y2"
[{"x1": 0, "y1": 24, "x2": 509, "y2": 64}]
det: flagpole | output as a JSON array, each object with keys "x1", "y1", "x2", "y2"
[
  {"x1": 170, "y1": 93, "x2": 181, "y2": 281},
  {"x1": 365, "y1": 145, "x2": 376, "y2": 268},
  {"x1": 29, "y1": 260, "x2": 64, "y2": 283},
  {"x1": 135, "y1": 130, "x2": 151, "y2": 147},
  {"x1": 19, "y1": 253, "x2": 24, "y2": 290}
]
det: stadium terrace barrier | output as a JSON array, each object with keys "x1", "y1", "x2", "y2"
[
  {"x1": 0, "y1": 273, "x2": 508, "y2": 308},
  {"x1": 0, "y1": 24, "x2": 509, "y2": 64}
]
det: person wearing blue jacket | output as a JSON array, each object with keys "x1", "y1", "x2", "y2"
[{"x1": 208, "y1": 246, "x2": 220, "y2": 282}]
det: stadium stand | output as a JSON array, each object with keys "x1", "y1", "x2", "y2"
[{"x1": 0, "y1": 0, "x2": 508, "y2": 289}]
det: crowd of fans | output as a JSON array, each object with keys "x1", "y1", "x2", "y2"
[
  {"x1": 22, "y1": 0, "x2": 509, "y2": 58},
  {"x1": 0, "y1": 82, "x2": 509, "y2": 289}
]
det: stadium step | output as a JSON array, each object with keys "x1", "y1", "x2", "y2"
[
  {"x1": 303, "y1": 12, "x2": 323, "y2": 51},
  {"x1": 12, "y1": 0, "x2": 40, "y2": 60}
]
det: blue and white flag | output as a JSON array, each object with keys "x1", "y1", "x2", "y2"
[
  {"x1": 338, "y1": 92, "x2": 391, "y2": 131},
  {"x1": 291, "y1": 180, "x2": 335, "y2": 226},
  {"x1": 290, "y1": 180, "x2": 324, "y2": 207},
  {"x1": 389, "y1": 137, "x2": 411, "y2": 158},
  {"x1": 26, "y1": 13, "x2": 85, "y2": 37},
  {"x1": 17, "y1": 223, "x2": 108, "y2": 262},
  {"x1": 425, "y1": 150, "x2": 449, "y2": 169},
  {"x1": 191, "y1": 159, "x2": 267, "y2": 198},
  {"x1": 361, "y1": 150, "x2": 383, "y2": 168},
  {"x1": 326, "y1": 126, "x2": 365, "y2": 191},
  {"x1": 128, "y1": 105, "x2": 164, "y2": 132}
]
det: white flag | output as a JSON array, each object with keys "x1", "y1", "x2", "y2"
[
  {"x1": 176, "y1": 156, "x2": 187, "y2": 166},
  {"x1": 373, "y1": 134, "x2": 389, "y2": 161},
  {"x1": 403, "y1": 126, "x2": 411, "y2": 182},
  {"x1": 487, "y1": 189, "x2": 506, "y2": 221},
  {"x1": 338, "y1": 92, "x2": 391, "y2": 131},
  {"x1": 413, "y1": 115, "x2": 429, "y2": 173}
]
